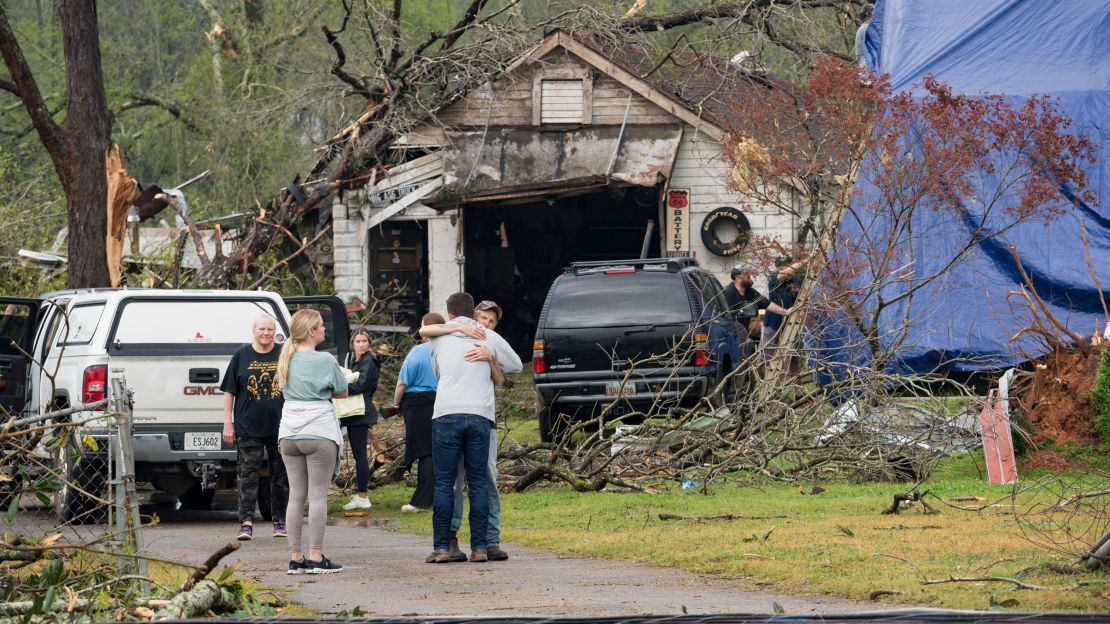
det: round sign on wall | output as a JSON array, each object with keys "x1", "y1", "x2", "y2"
[{"x1": 700, "y1": 207, "x2": 751, "y2": 256}]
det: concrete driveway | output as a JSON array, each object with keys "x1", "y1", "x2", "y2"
[{"x1": 140, "y1": 499, "x2": 866, "y2": 617}]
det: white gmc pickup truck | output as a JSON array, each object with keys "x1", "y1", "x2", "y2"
[{"x1": 0, "y1": 289, "x2": 349, "y2": 522}]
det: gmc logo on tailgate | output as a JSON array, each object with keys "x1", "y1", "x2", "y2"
[{"x1": 183, "y1": 386, "x2": 220, "y2": 396}]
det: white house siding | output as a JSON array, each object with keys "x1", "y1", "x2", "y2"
[
  {"x1": 670, "y1": 125, "x2": 795, "y2": 286},
  {"x1": 332, "y1": 188, "x2": 463, "y2": 314}
]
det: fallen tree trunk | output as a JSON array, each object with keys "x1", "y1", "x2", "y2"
[
  {"x1": 180, "y1": 542, "x2": 240, "y2": 592},
  {"x1": 153, "y1": 579, "x2": 237, "y2": 620}
]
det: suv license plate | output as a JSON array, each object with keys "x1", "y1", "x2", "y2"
[
  {"x1": 184, "y1": 432, "x2": 221, "y2": 451},
  {"x1": 605, "y1": 381, "x2": 635, "y2": 397}
]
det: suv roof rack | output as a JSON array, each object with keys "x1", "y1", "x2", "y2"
[{"x1": 567, "y1": 257, "x2": 698, "y2": 274}]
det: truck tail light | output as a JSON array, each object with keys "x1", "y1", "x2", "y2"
[
  {"x1": 532, "y1": 340, "x2": 546, "y2": 374},
  {"x1": 82, "y1": 364, "x2": 107, "y2": 407},
  {"x1": 694, "y1": 332, "x2": 710, "y2": 367}
]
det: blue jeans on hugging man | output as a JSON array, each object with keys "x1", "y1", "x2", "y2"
[
  {"x1": 431, "y1": 413, "x2": 491, "y2": 551},
  {"x1": 451, "y1": 428, "x2": 500, "y2": 546}
]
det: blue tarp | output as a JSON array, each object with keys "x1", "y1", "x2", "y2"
[{"x1": 831, "y1": 0, "x2": 1110, "y2": 373}]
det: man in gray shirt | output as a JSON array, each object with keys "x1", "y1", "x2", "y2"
[{"x1": 426, "y1": 292, "x2": 522, "y2": 563}]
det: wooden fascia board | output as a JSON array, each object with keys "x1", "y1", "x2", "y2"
[{"x1": 551, "y1": 31, "x2": 722, "y2": 142}]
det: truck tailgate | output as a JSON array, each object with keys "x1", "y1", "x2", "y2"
[{"x1": 110, "y1": 355, "x2": 229, "y2": 426}]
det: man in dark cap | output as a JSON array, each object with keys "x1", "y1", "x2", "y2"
[{"x1": 723, "y1": 263, "x2": 790, "y2": 340}]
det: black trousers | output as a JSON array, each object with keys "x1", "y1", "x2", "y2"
[
  {"x1": 346, "y1": 424, "x2": 371, "y2": 493},
  {"x1": 410, "y1": 454, "x2": 434, "y2": 509}
]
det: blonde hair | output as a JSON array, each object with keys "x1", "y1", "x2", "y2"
[{"x1": 276, "y1": 309, "x2": 322, "y2": 390}]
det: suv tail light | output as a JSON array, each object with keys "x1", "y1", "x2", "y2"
[
  {"x1": 532, "y1": 340, "x2": 546, "y2": 374},
  {"x1": 694, "y1": 332, "x2": 710, "y2": 367},
  {"x1": 82, "y1": 364, "x2": 107, "y2": 407}
]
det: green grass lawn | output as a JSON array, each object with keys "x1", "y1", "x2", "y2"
[{"x1": 336, "y1": 452, "x2": 1110, "y2": 612}]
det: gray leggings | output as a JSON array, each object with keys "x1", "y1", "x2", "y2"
[{"x1": 280, "y1": 438, "x2": 337, "y2": 553}]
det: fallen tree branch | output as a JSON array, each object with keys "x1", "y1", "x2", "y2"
[
  {"x1": 882, "y1": 490, "x2": 937, "y2": 515},
  {"x1": 922, "y1": 576, "x2": 1044, "y2": 590},
  {"x1": 1008, "y1": 245, "x2": 1090, "y2": 356},
  {"x1": 658, "y1": 513, "x2": 787, "y2": 521},
  {"x1": 2, "y1": 399, "x2": 109, "y2": 431},
  {"x1": 153, "y1": 579, "x2": 237, "y2": 620},
  {"x1": 246, "y1": 224, "x2": 332, "y2": 290},
  {"x1": 0, "y1": 598, "x2": 95, "y2": 616},
  {"x1": 180, "y1": 542, "x2": 240, "y2": 592}
]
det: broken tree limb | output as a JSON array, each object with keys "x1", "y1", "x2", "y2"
[
  {"x1": 246, "y1": 224, "x2": 332, "y2": 290},
  {"x1": 658, "y1": 513, "x2": 787, "y2": 521},
  {"x1": 153, "y1": 579, "x2": 237, "y2": 620},
  {"x1": 0, "y1": 598, "x2": 95, "y2": 616},
  {"x1": 922, "y1": 576, "x2": 1044, "y2": 590},
  {"x1": 2, "y1": 399, "x2": 108, "y2": 430},
  {"x1": 159, "y1": 192, "x2": 214, "y2": 273},
  {"x1": 1008, "y1": 245, "x2": 1089, "y2": 356},
  {"x1": 882, "y1": 490, "x2": 937, "y2": 515},
  {"x1": 868, "y1": 589, "x2": 901, "y2": 600},
  {"x1": 180, "y1": 542, "x2": 240, "y2": 592}
]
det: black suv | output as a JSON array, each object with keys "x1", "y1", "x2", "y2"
[{"x1": 532, "y1": 257, "x2": 744, "y2": 442}]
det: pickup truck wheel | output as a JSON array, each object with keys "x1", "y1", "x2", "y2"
[
  {"x1": 179, "y1": 483, "x2": 216, "y2": 510},
  {"x1": 54, "y1": 440, "x2": 108, "y2": 524},
  {"x1": 256, "y1": 476, "x2": 273, "y2": 521},
  {"x1": 538, "y1": 406, "x2": 570, "y2": 444}
]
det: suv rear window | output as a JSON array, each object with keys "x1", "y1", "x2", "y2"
[
  {"x1": 544, "y1": 272, "x2": 693, "y2": 328},
  {"x1": 110, "y1": 299, "x2": 284, "y2": 346}
]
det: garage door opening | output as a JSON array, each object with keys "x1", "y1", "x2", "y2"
[{"x1": 464, "y1": 185, "x2": 662, "y2": 356}]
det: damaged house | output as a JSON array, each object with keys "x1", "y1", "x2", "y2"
[{"x1": 330, "y1": 30, "x2": 804, "y2": 351}]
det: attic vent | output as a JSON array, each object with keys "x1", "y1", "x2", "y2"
[{"x1": 541, "y1": 79, "x2": 585, "y2": 123}]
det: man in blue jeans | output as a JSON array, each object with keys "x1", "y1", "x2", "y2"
[{"x1": 426, "y1": 293, "x2": 522, "y2": 563}]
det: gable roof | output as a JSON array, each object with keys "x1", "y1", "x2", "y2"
[{"x1": 421, "y1": 29, "x2": 793, "y2": 144}]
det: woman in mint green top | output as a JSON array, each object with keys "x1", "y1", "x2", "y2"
[
  {"x1": 283, "y1": 350, "x2": 349, "y2": 402},
  {"x1": 276, "y1": 309, "x2": 348, "y2": 575}
]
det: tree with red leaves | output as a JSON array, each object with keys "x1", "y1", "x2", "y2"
[{"x1": 723, "y1": 58, "x2": 1096, "y2": 368}]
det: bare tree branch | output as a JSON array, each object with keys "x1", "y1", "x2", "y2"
[
  {"x1": 0, "y1": 5, "x2": 62, "y2": 156},
  {"x1": 118, "y1": 92, "x2": 200, "y2": 132}
]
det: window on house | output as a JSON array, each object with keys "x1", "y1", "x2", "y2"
[{"x1": 540, "y1": 79, "x2": 585, "y2": 123}]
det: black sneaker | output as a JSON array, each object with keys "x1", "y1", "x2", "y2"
[
  {"x1": 304, "y1": 555, "x2": 343, "y2": 574},
  {"x1": 287, "y1": 558, "x2": 308, "y2": 575}
]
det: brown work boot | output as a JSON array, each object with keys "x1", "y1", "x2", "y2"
[
  {"x1": 486, "y1": 543, "x2": 509, "y2": 561},
  {"x1": 469, "y1": 549, "x2": 488, "y2": 562},
  {"x1": 425, "y1": 550, "x2": 451, "y2": 563},
  {"x1": 447, "y1": 534, "x2": 466, "y2": 560}
]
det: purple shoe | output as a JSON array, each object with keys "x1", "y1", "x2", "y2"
[
  {"x1": 273, "y1": 521, "x2": 287, "y2": 538},
  {"x1": 236, "y1": 523, "x2": 253, "y2": 541}
]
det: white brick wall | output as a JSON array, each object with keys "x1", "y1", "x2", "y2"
[
  {"x1": 331, "y1": 192, "x2": 368, "y2": 304},
  {"x1": 426, "y1": 216, "x2": 462, "y2": 316},
  {"x1": 670, "y1": 126, "x2": 796, "y2": 285}
]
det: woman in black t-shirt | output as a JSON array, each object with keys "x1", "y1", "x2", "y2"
[{"x1": 221, "y1": 315, "x2": 288, "y2": 541}]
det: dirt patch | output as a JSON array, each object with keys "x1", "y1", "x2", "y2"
[
  {"x1": 1021, "y1": 449, "x2": 1082, "y2": 471},
  {"x1": 1018, "y1": 347, "x2": 1102, "y2": 445}
]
